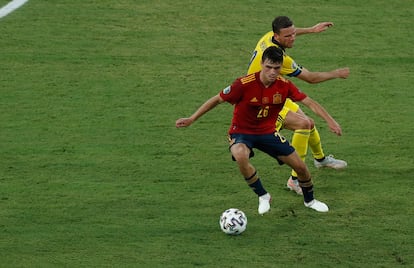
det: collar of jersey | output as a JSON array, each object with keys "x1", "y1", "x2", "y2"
[{"x1": 271, "y1": 37, "x2": 286, "y2": 52}]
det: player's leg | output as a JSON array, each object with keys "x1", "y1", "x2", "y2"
[
  {"x1": 294, "y1": 107, "x2": 324, "y2": 159},
  {"x1": 308, "y1": 124, "x2": 324, "y2": 159},
  {"x1": 280, "y1": 101, "x2": 312, "y2": 195},
  {"x1": 258, "y1": 132, "x2": 328, "y2": 212},
  {"x1": 229, "y1": 135, "x2": 271, "y2": 215},
  {"x1": 278, "y1": 151, "x2": 329, "y2": 212},
  {"x1": 292, "y1": 104, "x2": 347, "y2": 169},
  {"x1": 282, "y1": 100, "x2": 347, "y2": 174}
]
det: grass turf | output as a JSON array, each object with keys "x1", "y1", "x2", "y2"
[{"x1": 0, "y1": 0, "x2": 413, "y2": 267}]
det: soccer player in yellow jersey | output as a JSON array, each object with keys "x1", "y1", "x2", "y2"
[{"x1": 247, "y1": 16, "x2": 349, "y2": 195}]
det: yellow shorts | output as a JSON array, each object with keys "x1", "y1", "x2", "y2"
[{"x1": 276, "y1": 98, "x2": 299, "y2": 131}]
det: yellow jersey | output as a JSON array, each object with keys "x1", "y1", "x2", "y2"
[{"x1": 247, "y1": 31, "x2": 302, "y2": 76}]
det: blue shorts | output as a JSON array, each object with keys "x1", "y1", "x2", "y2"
[{"x1": 229, "y1": 133, "x2": 295, "y2": 165}]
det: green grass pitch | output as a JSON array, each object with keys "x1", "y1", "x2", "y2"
[{"x1": 0, "y1": 0, "x2": 413, "y2": 267}]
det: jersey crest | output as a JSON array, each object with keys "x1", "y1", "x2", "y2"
[{"x1": 273, "y1": 94, "x2": 282, "y2": 104}]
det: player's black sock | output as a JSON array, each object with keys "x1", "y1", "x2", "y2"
[
  {"x1": 315, "y1": 157, "x2": 326, "y2": 162},
  {"x1": 245, "y1": 171, "x2": 267, "y2": 196},
  {"x1": 299, "y1": 179, "x2": 314, "y2": 203}
]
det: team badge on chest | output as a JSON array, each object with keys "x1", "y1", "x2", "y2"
[{"x1": 273, "y1": 94, "x2": 282, "y2": 104}]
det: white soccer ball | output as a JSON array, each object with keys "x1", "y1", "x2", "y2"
[{"x1": 219, "y1": 208, "x2": 247, "y2": 235}]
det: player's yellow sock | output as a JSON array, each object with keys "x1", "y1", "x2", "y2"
[
  {"x1": 308, "y1": 126, "x2": 325, "y2": 160},
  {"x1": 290, "y1": 129, "x2": 310, "y2": 178}
]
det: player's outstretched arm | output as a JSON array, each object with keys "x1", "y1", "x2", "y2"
[
  {"x1": 300, "y1": 97, "x2": 342, "y2": 136},
  {"x1": 296, "y1": 22, "x2": 334, "y2": 35},
  {"x1": 297, "y1": 67, "x2": 350, "y2": 84},
  {"x1": 176, "y1": 94, "x2": 224, "y2": 128}
]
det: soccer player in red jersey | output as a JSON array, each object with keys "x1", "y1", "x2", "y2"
[{"x1": 176, "y1": 47, "x2": 342, "y2": 213}]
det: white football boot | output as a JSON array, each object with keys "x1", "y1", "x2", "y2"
[
  {"x1": 314, "y1": 155, "x2": 347, "y2": 170},
  {"x1": 304, "y1": 199, "x2": 329, "y2": 212},
  {"x1": 258, "y1": 193, "x2": 271, "y2": 215}
]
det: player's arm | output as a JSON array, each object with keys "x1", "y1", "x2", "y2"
[
  {"x1": 299, "y1": 96, "x2": 342, "y2": 136},
  {"x1": 296, "y1": 66, "x2": 350, "y2": 84},
  {"x1": 296, "y1": 22, "x2": 334, "y2": 35},
  {"x1": 176, "y1": 94, "x2": 224, "y2": 128}
]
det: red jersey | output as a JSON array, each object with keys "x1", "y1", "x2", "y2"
[{"x1": 219, "y1": 72, "x2": 307, "y2": 134}]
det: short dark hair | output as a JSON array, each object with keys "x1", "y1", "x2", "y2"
[
  {"x1": 272, "y1": 16, "x2": 293, "y2": 34},
  {"x1": 262, "y1": 46, "x2": 284, "y2": 64}
]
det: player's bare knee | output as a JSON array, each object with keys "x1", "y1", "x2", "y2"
[
  {"x1": 233, "y1": 153, "x2": 249, "y2": 163},
  {"x1": 230, "y1": 144, "x2": 250, "y2": 162},
  {"x1": 303, "y1": 118, "x2": 313, "y2": 129},
  {"x1": 308, "y1": 118, "x2": 315, "y2": 129},
  {"x1": 293, "y1": 117, "x2": 312, "y2": 130}
]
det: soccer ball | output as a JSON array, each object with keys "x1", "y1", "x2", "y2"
[{"x1": 219, "y1": 208, "x2": 247, "y2": 235}]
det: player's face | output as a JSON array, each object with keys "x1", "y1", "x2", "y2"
[
  {"x1": 260, "y1": 60, "x2": 282, "y2": 85},
  {"x1": 274, "y1": 26, "x2": 296, "y2": 48}
]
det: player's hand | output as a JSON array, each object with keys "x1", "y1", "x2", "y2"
[
  {"x1": 328, "y1": 121, "x2": 342, "y2": 136},
  {"x1": 312, "y1": 22, "x2": 334, "y2": 33},
  {"x1": 175, "y1": 118, "x2": 193, "y2": 128},
  {"x1": 335, "y1": 67, "x2": 350, "y2": 79}
]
